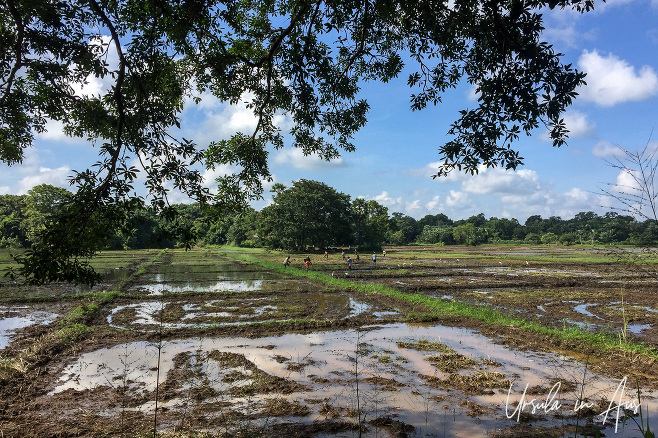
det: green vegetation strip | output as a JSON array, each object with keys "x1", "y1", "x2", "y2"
[{"x1": 225, "y1": 250, "x2": 658, "y2": 361}]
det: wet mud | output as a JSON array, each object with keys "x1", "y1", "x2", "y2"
[{"x1": 1, "y1": 246, "x2": 658, "y2": 437}]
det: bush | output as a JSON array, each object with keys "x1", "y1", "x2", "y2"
[
  {"x1": 559, "y1": 232, "x2": 578, "y2": 246},
  {"x1": 417, "y1": 225, "x2": 455, "y2": 245},
  {"x1": 524, "y1": 233, "x2": 541, "y2": 244},
  {"x1": 541, "y1": 232, "x2": 558, "y2": 245},
  {"x1": 0, "y1": 237, "x2": 22, "y2": 248}
]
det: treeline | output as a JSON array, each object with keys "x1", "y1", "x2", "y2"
[{"x1": 2, "y1": 181, "x2": 658, "y2": 251}]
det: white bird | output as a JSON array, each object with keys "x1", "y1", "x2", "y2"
[
  {"x1": 345, "y1": 272, "x2": 350, "y2": 277},
  {"x1": 331, "y1": 271, "x2": 335, "y2": 277}
]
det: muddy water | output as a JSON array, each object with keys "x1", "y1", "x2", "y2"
[
  {"x1": 133, "y1": 279, "x2": 266, "y2": 295},
  {"x1": 0, "y1": 306, "x2": 58, "y2": 349},
  {"x1": 106, "y1": 295, "x2": 393, "y2": 330},
  {"x1": 49, "y1": 322, "x2": 657, "y2": 437}
]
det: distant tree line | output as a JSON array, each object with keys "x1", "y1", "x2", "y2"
[{"x1": 2, "y1": 182, "x2": 657, "y2": 251}]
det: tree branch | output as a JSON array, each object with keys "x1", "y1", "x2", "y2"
[{"x1": 1, "y1": 0, "x2": 24, "y2": 107}]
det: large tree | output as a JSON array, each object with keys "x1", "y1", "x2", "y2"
[
  {"x1": 351, "y1": 198, "x2": 389, "y2": 249},
  {"x1": 1, "y1": 0, "x2": 591, "y2": 283},
  {"x1": 259, "y1": 180, "x2": 352, "y2": 249}
]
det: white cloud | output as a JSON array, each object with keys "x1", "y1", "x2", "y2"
[
  {"x1": 261, "y1": 175, "x2": 278, "y2": 194},
  {"x1": 35, "y1": 119, "x2": 88, "y2": 145},
  {"x1": 426, "y1": 195, "x2": 441, "y2": 212},
  {"x1": 70, "y1": 36, "x2": 118, "y2": 98},
  {"x1": 487, "y1": 186, "x2": 599, "y2": 222},
  {"x1": 538, "y1": 110, "x2": 594, "y2": 142},
  {"x1": 201, "y1": 164, "x2": 239, "y2": 189},
  {"x1": 181, "y1": 93, "x2": 259, "y2": 146},
  {"x1": 16, "y1": 166, "x2": 71, "y2": 195},
  {"x1": 405, "y1": 199, "x2": 422, "y2": 214},
  {"x1": 578, "y1": 50, "x2": 658, "y2": 106},
  {"x1": 411, "y1": 161, "x2": 469, "y2": 182},
  {"x1": 1, "y1": 148, "x2": 72, "y2": 195},
  {"x1": 564, "y1": 187, "x2": 589, "y2": 202},
  {"x1": 227, "y1": 106, "x2": 259, "y2": 132},
  {"x1": 591, "y1": 140, "x2": 624, "y2": 158},
  {"x1": 273, "y1": 148, "x2": 344, "y2": 170},
  {"x1": 185, "y1": 92, "x2": 293, "y2": 146},
  {"x1": 543, "y1": 25, "x2": 581, "y2": 48},
  {"x1": 466, "y1": 85, "x2": 479, "y2": 101},
  {"x1": 405, "y1": 162, "x2": 609, "y2": 221},
  {"x1": 373, "y1": 191, "x2": 404, "y2": 209},
  {"x1": 460, "y1": 167, "x2": 541, "y2": 195},
  {"x1": 613, "y1": 169, "x2": 641, "y2": 194},
  {"x1": 363, "y1": 191, "x2": 422, "y2": 216},
  {"x1": 401, "y1": 165, "x2": 599, "y2": 220},
  {"x1": 37, "y1": 119, "x2": 68, "y2": 142},
  {"x1": 200, "y1": 105, "x2": 259, "y2": 143},
  {"x1": 444, "y1": 190, "x2": 470, "y2": 208},
  {"x1": 273, "y1": 113, "x2": 294, "y2": 131},
  {"x1": 563, "y1": 110, "x2": 595, "y2": 138}
]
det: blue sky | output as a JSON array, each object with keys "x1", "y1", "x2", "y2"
[{"x1": 2, "y1": 0, "x2": 658, "y2": 223}]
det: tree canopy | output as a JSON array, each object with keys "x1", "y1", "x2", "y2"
[
  {"x1": 4, "y1": 184, "x2": 658, "y2": 251},
  {"x1": 260, "y1": 180, "x2": 352, "y2": 249},
  {"x1": 1, "y1": 0, "x2": 593, "y2": 283}
]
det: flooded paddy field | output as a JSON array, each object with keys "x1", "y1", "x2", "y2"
[
  {"x1": 1, "y1": 246, "x2": 658, "y2": 437},
  {"x1": 335, "y1": 245, "x2": 658, "y2": 345}
]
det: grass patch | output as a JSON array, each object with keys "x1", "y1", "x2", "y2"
[{"x1": 396, "y1": 339, "x2": 449, "y2": 352}]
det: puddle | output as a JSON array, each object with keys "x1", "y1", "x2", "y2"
[
  {"x1": 348, "y1": 298, "x2": 398, "y2": 318},
  {"x1": 459, "y1": 267, "x2": 602, "y2": 278},
  {"x1": 107, "y1": 300, "x2": 279, "y2": 329},
  {"x1": 134, "y1": 279, "x2": 265, "y2": 295},
  {"x1": 108, "y1": 294, "x2": 397, "y2": 330},
  {"x1": 49, "y1": 323, "x2": 657, "y2": 436},
  {"x1": 610, "y1": 302, "x2": 658, "y2": 315},
  {"x1": 626, "y1": 324, "x2": 653, "y2": 334},
  {"x1": 573, "y1": 303, "x2": 604, "y2": 320},
  {"x1": 101, "y1": 267, "x2": 132, "y2": 282},
  {"x1": 472, "y1": 289, "x2": 497, "y2": 295},
  {"x1": 0, "y1": 306, "x2": 59, "y2": 349}
]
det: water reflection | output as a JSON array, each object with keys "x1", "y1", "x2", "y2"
[
  {"x1": 134, "y1": 279, "x2": 265, "y2": 295},
  {"x1": 49, "y1": 322, "x2": 657, "y2": 437},
  {"x1": 0, "y1": 307, "x2": 58, "y2": 349},
  {"x1": 107, "y1": 296, "x2": 393, "y2": 330}
]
